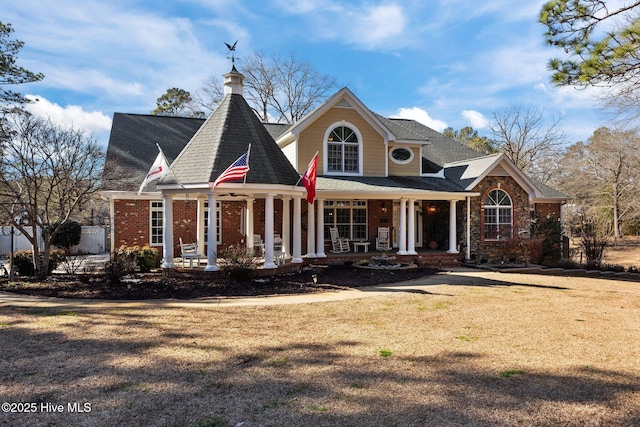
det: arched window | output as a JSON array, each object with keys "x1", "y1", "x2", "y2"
[
  {"x1": 326, "y1": 124, "x2": 360, "y2": 174},
  {"x1": 484, "y1": 188, "x2": 513, "y2": 240}
]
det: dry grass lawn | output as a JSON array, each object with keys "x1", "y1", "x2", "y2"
[{"x1": 1, "y1": 270, "x2": 640, "y2": 426}]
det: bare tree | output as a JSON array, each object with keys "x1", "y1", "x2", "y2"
[
  {"x1": 489, "y1": 104, "x2": 566, "y2": 181},
  {"x1": 0, "y1": 111, "x2": 104, "y2": 278},
  {"x1": 196, "y1": 51, "x2": 338, "y2": 123},
  {"x1": 557, "y1": 127, "x2": 640, "y2": 239}
]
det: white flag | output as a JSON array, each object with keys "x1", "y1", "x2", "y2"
[{"x1": 137, "y1": 149, "x2": 171, "y2": 195}]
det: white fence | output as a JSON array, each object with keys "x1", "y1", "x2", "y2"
[{"x1": 0, "y1": 225, "x2": 107, "y2": 257}]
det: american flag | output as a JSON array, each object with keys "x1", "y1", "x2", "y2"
[{"x1": 211, "y1": 151, "x2": 250, "y2": 188}]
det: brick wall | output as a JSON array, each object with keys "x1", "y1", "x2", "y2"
[{"x1": 470, "y1": 176, "x2": 531, "y2": 262}]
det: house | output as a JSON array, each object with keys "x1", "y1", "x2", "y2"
[{"x1": 102, "y1": 65, "x2": 567, "y2": 270}]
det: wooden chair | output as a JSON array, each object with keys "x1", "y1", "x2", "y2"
[
  {"x1": 253, "y1": 234, "x2": 265, "y2": 256},
  {"x1": 179, "y1": 238, "x2": 201, "y2": 268},
  {"x1": 329, "y1": 227, "x2": 350, "y2": 253},
  {"x1": 376, "y1": 227, "x2": 391, "y2": 251}
]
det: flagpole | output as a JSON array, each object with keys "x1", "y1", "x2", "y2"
[
  {"x1": 243, "y1": 144, "x2": 251, "y2": 184},
  {"x1": 294, "y1": 151, "x2": 319, "y2": 187}
]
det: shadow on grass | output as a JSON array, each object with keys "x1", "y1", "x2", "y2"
[{"x1": 1, "y1": 306, "x2": 638, "y2": 426}]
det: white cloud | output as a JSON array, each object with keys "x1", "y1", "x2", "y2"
[
  {"x1": 461, "y1": 110, "x2": 489, "y2": 128},
  {"x1": 392, "y1": 107, "x2": 448, "y2": 132},
  {"x1": 24, "y1": 95, "x2": 112, "y2": 136}
]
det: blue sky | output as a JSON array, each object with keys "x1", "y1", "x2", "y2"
[{"x1": 4, "y1": 0, "x2": 609, "y2": 147}]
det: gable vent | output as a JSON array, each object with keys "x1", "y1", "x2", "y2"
[
  {"x1": 335, "y1": 99, "x2": 353, "y2": 108},
  {"x1": 488, "y1": 164, "x2": 509, "y2": 176}
]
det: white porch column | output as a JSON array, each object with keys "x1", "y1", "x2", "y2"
[
  {"x1": 196, "y1": 198, "x2": 205, "y2": 256},
  {"x1": 204, "y1": 194, "x2": 219, "y2": 271},
  {"x1": 246, "y1": 197, "x2": 255, "y2": 252},
  {"x1": 448, "y1": 199, "x2": 459, "y2": 253},
  {"x1": 398, "y1": 198, "x2": 408, "y2": 255},
  {"x1": 161, "y1": 194, "x2": 175, "y2": 268},
  {"x1": 466, "y1": 196, "x2": 471, "y2": 261},
  {"x1": 407, "y1": 199, "x2": 417, "y2": 255},
  {"x1": 292, "y1": 196, "x2": 303, "y2": 263},
  {"x1": 282, "y1": 196, "x2": 291, "y2": 259},
  {"x1": 316, "y1": 198, "x2": 326, "y2": 257},
  {"x1": 264, "y1": 193, "x2": 277, "y2": 269},
  {"x1": 307, "y1": 201, "x2": 316, "y2": 258}
]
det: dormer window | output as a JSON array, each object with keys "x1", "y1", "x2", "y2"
[{"x1": 325, "y1": 124, "x2": 361, "y2": 175}]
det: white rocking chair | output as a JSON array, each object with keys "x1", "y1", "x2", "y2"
[
  {"x1": 376, "y1": 227, "x2": 391, "y2": 251},
  {"x1": 329, "y1": 227, "x2": 350, "y2": 253}
]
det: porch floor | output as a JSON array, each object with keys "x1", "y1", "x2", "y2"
[{"x1": 174, "y1": 249, "x2": 463, "y2": 271}]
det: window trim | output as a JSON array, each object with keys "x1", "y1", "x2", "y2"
[
  {"x1": 323, "y1": 121, "x2": 363, "y2": 176},
  {"x1": 482, "y1": 188, "x2": 513, "y2": 241},
  {"x1": 150, "y1": 200, "x2": 163, "y2": 246},
  {"x1": 323, "y1": 199, "x2": 368, "y2": 241},
  {"x1": 389, "y1": 147, "x2": 414, "y2": 164}
]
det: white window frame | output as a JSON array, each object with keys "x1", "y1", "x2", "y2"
[
  {"x1": 323, "y1": 121, "x2": 363, "y2": 176},
  {"x1": 150, "y1": 201, "x2": 163, "y2": 246},
  {"x1": 323, "y1": 200, "x2": 368, "y2": 241},
  {"x1": 389, "y1": 147, "x2": 414, "y2": 164},
  {"x1": 204, "y1": 200, "x2": 222, "y2": 245},
  {"x1": 483, "y1": 188, "x2": 513, "y2": 241}
]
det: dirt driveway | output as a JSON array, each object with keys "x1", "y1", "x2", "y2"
[{"x1": 1, "y1": 268, "x2": 639, "y2": 426}]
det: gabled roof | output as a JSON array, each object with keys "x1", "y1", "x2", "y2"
[
  {"x1": 282, "y1": 87, "x2": 396, "y2": 142},
  {"x1": 102, "y1": 113, "x2": 204, "y2": 192},
  {"x1": 161, "y1": 93, "x2": 301, "y2": 187},
  {"x1": 442, "y1": 153, "x2": 567, "y2": 200}
]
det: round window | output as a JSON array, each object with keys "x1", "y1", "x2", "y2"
[{"x1": 390, "y1": 147, "x2": 413, "y2": 164}]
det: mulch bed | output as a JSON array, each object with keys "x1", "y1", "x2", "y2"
[{"x1": 0, "y1": 264, "x2": 439, "y2": 300}]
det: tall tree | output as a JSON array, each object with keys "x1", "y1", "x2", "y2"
[
  {"x1": 0, "y1": 111, "x2": 104, "y2": 278},
  {"x1": 151, "y1": 87, "x2": 204, "y2": 118},
  {"x1": 443, "y1": 126, "x2": 498, "y2": 155},
  {"x1": 0, "y1": 21, "x2": 44, "y2": 108},
  {"x1": 540, "y1": 1, "x2": 640, "y2": 91},
  {"x1": 557, "y1": 127, "x2": 640, "y2": 239},
  {"x1": 197, "y1": 51, "x2": 338, "y2": 123},
  {"x1": 489, "y1": 104, "x2": 565, "y2": 182}
]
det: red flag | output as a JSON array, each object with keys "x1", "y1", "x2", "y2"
[
  {"x1": 301, "y1": 153, "x2": 318, "y2": 204},
  {"x1": 211, "y1": 151, "x2": 250, "y2": 189}
]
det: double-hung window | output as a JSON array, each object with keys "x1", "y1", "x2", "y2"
[{"x1": 484, "y1": 189, "x2": 513, "y2": 240}]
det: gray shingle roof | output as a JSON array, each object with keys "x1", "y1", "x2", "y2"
[
  {"x1": 102, "y1": 113, "x2": 205, "y2": 191},
  {"x1": 163, "y1": 93, "x2": 301, "y2": 186},
  {"x1": 317, "y1": 175, "x2": 466, "y2": 193}
]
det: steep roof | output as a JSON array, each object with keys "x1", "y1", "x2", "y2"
[
  {"x1": 162, "y1": 93, "x2": 301, "y2": 187},
  {"x1": 102, "y1": 113, "x2": 204, "y2": 192}
]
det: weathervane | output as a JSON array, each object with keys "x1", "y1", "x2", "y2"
[{"x1": 225, "y1": 40, "x2": 238, "y2": 64}]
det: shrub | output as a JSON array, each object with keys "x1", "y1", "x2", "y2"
[
  {"x1": 103, "y1": 245, "x2": 160, "y2": 283},
  {"x1": 11, "y1": 250, "x2": 64, "y2": 276},
  {"x1": 104, "y1": 249, "x2": 137, "y2": 284},
  {"x1": 220, "y1": 245, "x2": 257, "y2": 282},
  {"x1": 48, "y1": 220, "x2": 82, "y2": 254}
]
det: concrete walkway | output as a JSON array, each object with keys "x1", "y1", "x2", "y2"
[{"x1": 0, "y1": 268, "x2": 564, "y2": 309}]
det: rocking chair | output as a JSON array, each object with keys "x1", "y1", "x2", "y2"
[{"x1": 329, "y1": 227, "x2": 350, "y2": 253}]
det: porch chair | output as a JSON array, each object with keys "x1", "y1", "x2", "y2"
[
  {"x1": 273, "y1": 237, "x2": 285, "y2": 265},
  {"x1": 329, "y1": 227, "x2": 350, "y2": 253},
  {"x1": 179, "y1": 238, "x2": 202, "y2": 268},
  {"x1": 376, "y1": 227, "x2": 391, "y2": 251},
  {"x1": 252, "y1": 234, "x2": 265, "y2": 256}
]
